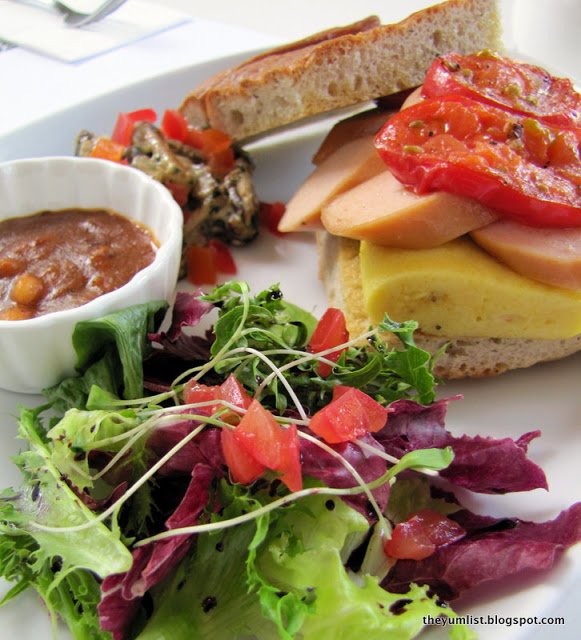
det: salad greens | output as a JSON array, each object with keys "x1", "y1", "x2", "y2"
[{"x1": 0, "y1": 281, "x2": 579, "y2": 640}]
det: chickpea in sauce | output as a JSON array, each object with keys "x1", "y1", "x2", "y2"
[{"x1": 0, "y1": 208, "x2": 158, "y2": 320}]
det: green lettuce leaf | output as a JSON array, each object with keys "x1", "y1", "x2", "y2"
[
  {"x1": 0, "y1": 407, "x2": 133, "y2": 639},
  {"x1": 134, "y1": 485, "x2": 470, "y2": 640},
  {"x1": 134, "y1": 488, "x2": 280, "y2": 640},
  {"x1": 45, "y1": 300, "x2": 168, "y2": 411},
  {"x1": 387, "y1": 477, "x2": 462, "y2": 524},
  {"x1": 256, "y1": 494, "x2": 470, "y2": 640}
]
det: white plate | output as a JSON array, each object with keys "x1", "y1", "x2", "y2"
[{"x1": 1, "y1": 17, "x2": 581, "y2": 640}]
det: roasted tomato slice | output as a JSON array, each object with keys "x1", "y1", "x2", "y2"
[
  {"x1": 308, "y1": 308, "x2": 349, "y2": 377},
  {"x1": 232, "y1": 399, "x2": 302, "y2": 492},
  {"x1": 309, "y1": 386, "x2": 389, "y2": 444},
  {"x1": 375, "y1": 96, "x2": 581, "y2": 227},
  {"x1": 383, "y1": 509, "x2": 466, "y2": 561},
  {"x1": 422, "y1": 51, "x2": 581, "y2": 129}
]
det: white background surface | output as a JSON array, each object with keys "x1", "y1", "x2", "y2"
[{"x1": 0, "y1": 1, "x2": 580, "y2": 639}]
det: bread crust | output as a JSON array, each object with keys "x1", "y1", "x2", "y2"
[
  {"x1": 317, "y1": 232, "x2": 581, "y2": 379},
  {"x1": 180, "y1": 0, "x2": 502, "y2": 140}
]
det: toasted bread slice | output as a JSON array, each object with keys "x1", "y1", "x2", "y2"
[
  {"x1": 317, "y1": 232, "x2": 581, "y2": 379},
  {"x1": 180, "y1": 0, "x2": 502, "y2": 140}
]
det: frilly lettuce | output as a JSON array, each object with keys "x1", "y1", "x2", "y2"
[
  {"x1": 133, "y1": 489, "x2": 470, "y2": 640},
  {"x1": 0, "y1": 407, "x2": 132, "y2": 638}
]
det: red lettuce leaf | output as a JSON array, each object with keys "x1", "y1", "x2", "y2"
[
  {"x1": 147, "y1": 420, "x2": 225, "y2": 476},
  {"x1": 144, "y1": 292, "x2": 214, "y2": 389},
  {"x1": 377, "y1": 398, "x2": 548, "y2": 493},
  {"x1": 300, "y1": 432, "x2": 390, "y2": 517},
  {"x1": 148, "y1": 291, "x2": 213, "y2": 345},
  {"x1": 98, "y1": 457, "x2": 221, "y2": 640},
  {"x1": 382, "y1": 502, "x2": 581, "y2": 600}
]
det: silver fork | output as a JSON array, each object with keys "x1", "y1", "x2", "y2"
[
  {"x1": 15, "y1": 0, "x2": 128, "y2": 28},
  {"x1": 56, "y1": 0, "x2": 128, "y2": 27}
]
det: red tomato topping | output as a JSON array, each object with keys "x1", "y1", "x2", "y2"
[
  {"x1": 259, "y1": 201, "x2": 287, "y2": 236},
  {"x1": 87, "y1": 137, "x2": 126, "y2": 163},
  {"x1": 232, "y1": 399, "x2": 302, "y2": 492},
  {"x1": 208, "y1": 239, "x2": 237, "y2": 275},
  {"x1": 422, "y1": 51, "x2": 581, "y2": 129},
  {"x1": 221, "y1": 428, "x2": 266, "y2": 485},
  {"x1": 308, "y1": 308, "x2": 349, "y2": 377},
  {"x1": 111, "y1": 108, "x2": 157, "y2": 146},
  {"x1": 375, "y1": 96, "x2": 581, "y2": 227},
  {"x1": 309, "y1": 386, "x2": 389, "y2": 444},
  {"x1": 383, "y1": 509, "x2": 466, "y2": 561}
]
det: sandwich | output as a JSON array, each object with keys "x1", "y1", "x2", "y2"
[
  {"x1": 290, "y1": 52, "x2": 581, "y2": 379},
  {"x1": 178, "y1": 0, "x2": 581, "y2": 379}
]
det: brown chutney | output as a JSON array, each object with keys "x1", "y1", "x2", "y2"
[{"x1": 0, "y1": 208, "x2": 158, "y2": 320}]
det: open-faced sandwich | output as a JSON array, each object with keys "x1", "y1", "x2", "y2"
[{"x1": 282, "y1": 49, "x2": 581, "y2": 379}]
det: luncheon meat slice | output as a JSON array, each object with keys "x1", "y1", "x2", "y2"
[
  {"x1": 321, "y1": 170, "x2": 498, "y2": 249},
  {"x1": 278, "y1": 135, "x2": 385, "y2": 232},
  {"x1": 471, "y1": 219, "x2": 581, "y2": 290},
  {"x1": 312, "y1": 107, "x2": 395, "y2": 165}
]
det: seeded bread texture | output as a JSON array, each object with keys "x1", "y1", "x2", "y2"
[
  {"x1": 180, "y1": 0, "x2": 502, "y2": 140},
  {"x1": 317, "y1": 232, "x2": 581, "y2": 379}
]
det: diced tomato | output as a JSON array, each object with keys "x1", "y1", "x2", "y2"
[
  {"x1": 221, "y1": 428, "x2": 266, "y2": 484},
  {"x1": 183, "y1": 127, "x2": 205, "y2": 149},
  {"x1": 160, "y1": 109, "x2": 191, "y2": 143},
  {"x1": 164, "y1": 181, "x2": 190, "y2": 207},
  {"x1": 184, "y1": 374, "x2": 251, "y2": 423},
  {"x1": 183, "y1": 381, "x2": 221, "y2": 409},
  {"x1": 164, "y1": 120, "x2": 235, "y2": 177},
  {"x1": 421, "y1": 51, "x2": 581, "y2": 129},
  {"x1": 259, "y1": 201, "x2": 287, "y2": 236},
  {"x1": 309, "y1": 387, "x2": 389, "y2": 444},
  {"x1": 308, "y1": 308, "x2": 349, "y2": 377},
  {"x1": 161, "y1": 111, "x2": 237, "y2": 176},
  {"x1": 219, "y1": 374, "x2": 252, "y2": 409},
  {"x1": 375, "y1": 96, "x2": 581, "y2": 227},
  {"x1": 111, "y1": 108, "x2": 157, "y2": 146},
  {"x1": 232, "y1": 399, "x2": 302, "y2": 492},
  {"x1": 331, "y1": 384, "x2": 354, "y2": 400},
  {"x1": 383, "y1": 509, "x2": 465, "y2": 561},
  {"x1": 186, "y1": 245, "x2": 218, "y2": 286},
  {"x1": 197, "y1": 128, "x2": 236, "y2": 176},
  {"x1": 186, "y1": 241, "x2": 238, "y2": 286},
  {"x1": 208, "y1": 239, "x2": 237, "y2": 275},
  {"x1": 87, "y1": 137, "x2": 126, "y2": 163}
]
